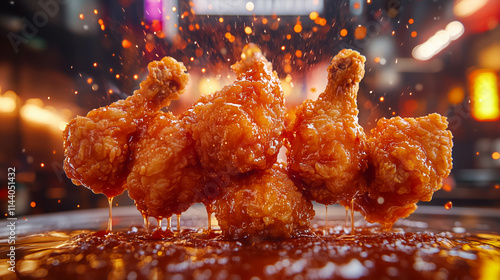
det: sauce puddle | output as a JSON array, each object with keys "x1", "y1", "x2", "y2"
[{"x1": 2, "y1": 224, "x2": 500, "y2": 279}]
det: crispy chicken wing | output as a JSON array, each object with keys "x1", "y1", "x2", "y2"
[
  {"x1": 185, "y1": 44, "x2": 286, "y2": 176},
  {"x1": 356, "y1": 113, "x2": 453, "y2": 229},
  {"x1": 287, "y1": 49, "x2": 368, "y2": 205},
  {"x1": 214, "y1": 164, "x2": 315, "y2": 240},
  {"x1": 63, "y1": 57, "x2": 188, "y2": 197},
  {"x1": 126, "y1": 112, "x2": 206, "y2": 220}
]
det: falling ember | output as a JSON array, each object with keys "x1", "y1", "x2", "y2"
[
  {"x1": 354, "y1": 26, "x2": 367, "y2": 40},
  {"x1": 145, "y1": 42, "x2": 155, "y2": 52},
  {"x1": 409, "y1": 18, "x2": 414, "y2": 24},
  {"x1": 93, "y1": 62, "x2": 97, "y2": 67},
  {"x1": 40, "y1": 163, "x2": 45, "y2": 167},
  {"x1": 219, "y1": 17, "x2": 224, "y2": 23},
  {"x1": 281, "y1": 46, "x2": 286, "y2": 50},
  {"x1": 411, "y1": 31, "x2": 417, "y2": 37},
  {"x1": 309, "y1": 11, "x2": 319, "y2": 20},
  {"x1": 295, "y1": 50, "x2": 303, "y2": 57},
  {"x1": 444, "y1": 201, "x2": 453, "y2": 210},
  {"x1": 133, "y1": 74, "x2": 139, "y2": 80},
  {"x1": 374, "y1": 57, "x2": 381, "y2": 63},
  {"x1": 201, "y1": 68, "x2": 206, "y2": 73},
  {"x1": 57, "y1": 200, "x2": 61, "y2": 203},
  {"x1": 122, "y1": 39, "x2": 132, "y2": 48},
  {"x1": 79, "y1": 14, "x2": 84, "y2": 20},
  {"x1": 30, "y1": 201, "x2": 36, "y2": 208},
  {"x1": 244, "y1": 26, "x2": 252, "y2": 35},
  {"x1": 294, "y1": 23, "x2": 302, "y2": 33},
  {"x1": 380, "y1": 96, "x2": 385, "y2": 102},
  {"x1": 116, "y1": 74, "x2": 120, "y2": 79},
  {"x1": 262, "y1": 18, "x2": 268, "y2": 24},
  {"x1": 87, "y1": 78, "x2": 93, "y2": 84},
  {"x1": 495, "y1": 185, "x2": 500, "y2": 189},
  {"x1": 340, "y1": 28, "x2": 348, "y2": 37},
  {"x1": 93, "y1": 9, "x2": 98, "y2": 15},
  {"x1": 442, "y1": 183, "x2": 452, "y2": 192},
  {"x1": 77, "y1": 205, "x2": 80, "y2": 208},
  {"x1": 492, "y1": 152, "x2": 500, "y2": 160}
]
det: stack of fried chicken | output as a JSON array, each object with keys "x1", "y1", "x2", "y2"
[{"x1": 63, "y1": 44, "x2": 453, "y2": 239}]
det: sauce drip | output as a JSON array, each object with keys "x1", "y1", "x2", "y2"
[
  {"x1": 156, "y1": 218, "x2": 162, "y2": 231},
  {"x1": 206, "y1": 203, "x2": 213, "y2": 231},
  {"x1": 142, "y1": 213, "x2": 150, "y2": 233},
  {"x1": 107, "y1": 197, "x2": 113, "y2": 232},
  {"x1": 167, "y1": 217, "x2": 172, "y2": 230},
  {"x1": 445, "y1": 201, "x2": 453, "y2": 210},
  {"x1": 177, "y1": 214, "x2": 181, "y2": 233},
  {"x1": 325, "y1": 204, "x2": 328, "y2": 231},
  {"x1": 350, "y1": 198, "x2": 355, "y2": 234}
]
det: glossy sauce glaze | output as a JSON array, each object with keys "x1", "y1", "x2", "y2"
[{"x1": 9, "y1": 223, "x2": 500, "y2": 280}]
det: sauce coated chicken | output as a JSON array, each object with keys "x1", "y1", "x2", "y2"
[{"x1": 63, "y1": 45, "x2": 453, "y2": 237}]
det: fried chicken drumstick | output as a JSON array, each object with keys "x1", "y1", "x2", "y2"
[
  {"x1": 287, "y1": 49, "x2": 368, "y2": 205},
  {"x1": 126, "y1": 112, "x2": 206, "y2": 221},
  {"x1": 356, "y1": 114, "x2": 453, "y2": 229},
  {"x1": 185, "y1": 44, "x2": 286, "y2": 177},
  {"x1": 63, "y1": 57, "x2": 188, "y2": 198}
]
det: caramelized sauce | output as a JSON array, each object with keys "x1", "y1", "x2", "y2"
[{"x1": 6, "y1": 223, "x2": 500, "y2": 280}]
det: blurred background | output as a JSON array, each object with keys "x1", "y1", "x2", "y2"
[{"x1": 0, "y1": 0, "x2": 499, "y2": 216}]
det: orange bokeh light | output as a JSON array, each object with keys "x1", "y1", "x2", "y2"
[
  {"x1": 492, "y1": 152, "x2": 500, "y2": 160},
  {"x1": 294, "y1": 24, "x2": 302, "y2": 33},
  {"x1": 309, "y1": 11, "x2": 319, "y2": 20}
]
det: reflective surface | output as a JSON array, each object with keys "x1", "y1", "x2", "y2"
[{"x1": 1, "y1": 204, "x2": 500, "y2": 280}]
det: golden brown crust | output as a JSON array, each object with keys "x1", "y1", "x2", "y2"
[
  {"x1": 126, "y1": 113, "x2": 205, "y2": 219},
  {"x1": 63, "y1": 57, "x2": 188, "y2": 197},
  {"x1": 286, "y1": 49, "x2": 368, "y2": 205},
  {"x1": 184, "y1": 44, "x2": 285, "y2": 176},
  {"x1": 355, "y1": 113, "x2": 453, "y2": 228},
  {"x1": 214, "y1": 164, "x2": 315, "y2": 240}
]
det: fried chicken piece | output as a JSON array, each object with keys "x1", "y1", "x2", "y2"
[
  {"x1": 184, "y1": 44, "x2": 286, "y2": 176},
  {"x1": 287, "y1": 49, "x2": 368, "y2": 205},
  {"x1": 126, "y1": 112, "x2": 207, "y2": 220},
  {"x1": 63, "y1": 57, "x2": 188, "y2": 197},
  {"x1": 356, "y1": 113, "x2": 453, "y2": 229},
  {"x1": 214, "y1": 164, "x2": 315, "y2": 240}
]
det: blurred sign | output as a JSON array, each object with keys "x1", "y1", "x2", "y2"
[
  {"x1": 192, "y1": 0, "x2": 324, "y2": 15},
  {"x1": 469, "y1": 69, "x2": 500, "y2": 121}
]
